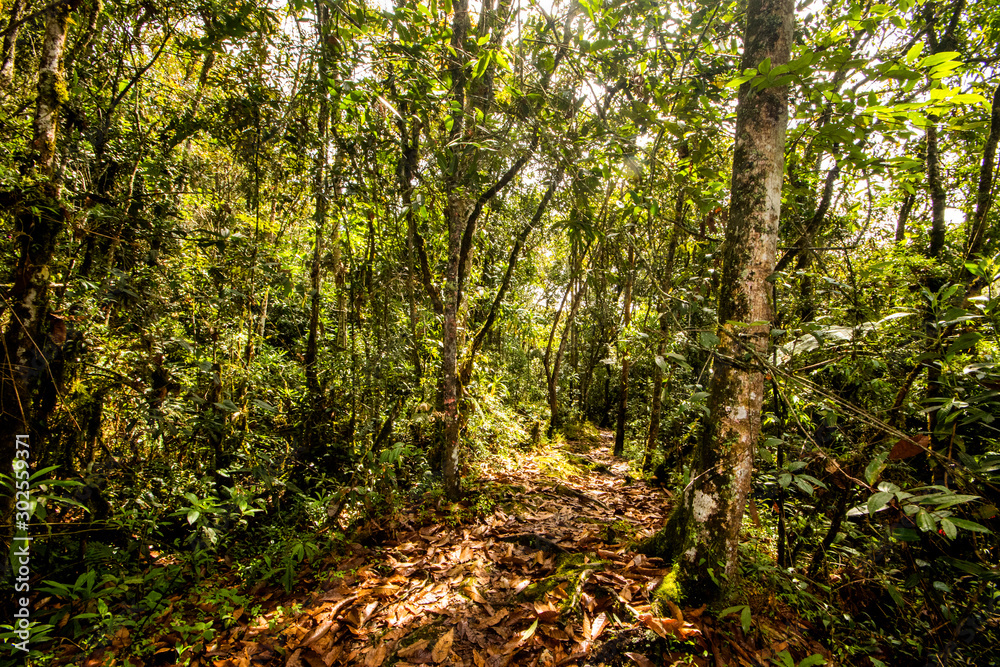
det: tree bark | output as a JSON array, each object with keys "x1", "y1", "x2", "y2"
[
  {"x1": 0, "y1": 0, "x2": 24, "y2": 87},
  {"x1": 926, "y1": 122, "x2": 947, "y2": 260},
  {"x1": 613, "y1": 244, "x2": 634, "y2": 457},
  {"x1": 643, "y1": 312, "x2": 668, "y2": 471},
  {"x1": 643, "y1": 0, "x2": 793, "y2": 602},
  {"x1": 460, "y1": 170, "x2": 561, "y2": 386},
  {"x1": 962, "y1": 81, "x2": 1000, "y2": 277},
  {"x1": 893, "y1": 192, "x2": 914, "y2": 244},
  {"x1": 1, "y1": 0, "x2": 74, "y2": 516},
  {"x1": 305, "y1": 3, "x2": 331, "y2": 396}
]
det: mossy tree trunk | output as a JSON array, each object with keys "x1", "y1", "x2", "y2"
[
  {"x1": 1, "y1": 0, "x2": 74, "y2": 514},
  {"x1": 642, "y1": 0, "x2": 792, "y2": 603}
]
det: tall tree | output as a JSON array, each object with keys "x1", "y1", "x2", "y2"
[
  {"x1": 642, "y1": 0, "x2": 794, "y2": 601},
  {"x1": 0, "y1": 0, "x2": 76, "y2": 513}
]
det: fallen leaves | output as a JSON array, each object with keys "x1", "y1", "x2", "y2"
[
  {"x1": 432, "y1": 628, "x2": 454, "y2": 663},
  {"x1": 65, "y1": 431, "x2": 831, "y2": 667}
]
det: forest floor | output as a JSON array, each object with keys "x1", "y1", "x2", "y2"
[{"x1": 70, "y1": 431, "x2": 834, "y2": 667}]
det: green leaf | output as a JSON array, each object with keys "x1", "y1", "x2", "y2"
[
  {"x1": 699, "y1": 331, "x2": 721, "y2": 348},
  {"x1": 885, "y1": 582, "x2": 904, "y2": 608},
  {"x1": 919, "y1": 51, "x2": 961, "y2": 68},
  {"x1": 918, "y1": 493, "x2": 980, "y2": 508},
  {"x1": 916, "y1": 509, "x2": 935, "y2": 532},
  {"x1": 795, "y1": 477, "x2": 814, "y2": 495},
  {"x1": 187, "y1": 509, "x2": 201, "y2": 525},
  {"x1": 799, "y1": 655, "x2": 827, "y2": 667},
  {"x1": 904, "y1": 42, "x2": 923, "y2": 65},
  {"x1": 473, "y1": 51, "x2": 492, "y2": 79},
  {"x1": 939, "y1": 555, "x2": 987, "y2": 575},
  {"x1": 215, "y1": 399, "x2": 240, "y2": 413},
  {"x1": 725, "y1": 74, "x2": 755, "y2": 88},
  {"x1": 868, "y1": 491, "x2": 893, "y2": 515},
  {"x1": 740, "y1": 605, "x2": 751, "y2": 633},
  {"x1": 865, "y1": 452, "x2": 888, "y2": 486},
  {"x1": 252, "y1": 399, "x2": 277, "y2": 413},
  {"x1": 939, "y1": 518, "x2": 957, "y2": 539},
  {"x1": 948, "y1": 517, "x2": 992, "y2": 533},
  {"x1": 758, "y1": 57, "x2": 772, "y2": 74}
]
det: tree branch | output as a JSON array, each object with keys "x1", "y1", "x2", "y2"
[{"x1": 774, "y1": 162, "x2": 840, "y2": 274}]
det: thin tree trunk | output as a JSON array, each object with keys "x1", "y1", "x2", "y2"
[
  {"x1": 895, "y1": 192, "x2": 915, "y2": 244},
  {"x1": 614, "y1": 244, "x2": 634, "y2": 457},
  {"x1": 0, "y1": 0, "x2": 24, "y2": 87},
  {"x1": 926, "y1": 122, "x2": 947, "y2": 260},
  {"x1": 547, "y1": 279, "x2": 588, "y2": 436},
  {"x1": 460, "y1": 170, "x2": 561, "y2": 385},
  {"x1": 963, "y1": 81, "x2": 1000, "y2": 277},
  {"x1": 643, "y1": 180, "x2": 686, "y2": 471},
  {"x1": 304, "y1": 3, "x2": 330, "y2": 396},
  {"x1": 643, "y1": 0, "x2": 793, "y2": 602},
  {"x1": 642, "y1": 313, "x2": 668, "y2": 471}
]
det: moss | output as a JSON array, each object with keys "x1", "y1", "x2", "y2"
[
  {"x1": 651, "y1": 564, "x2": 683, "y2": 614},
  {"x1": 519, "y1": 553, "x2": 609, "y2": 602},
  {"x1": 38, "y1": 70, "x2": 69, "y2": 107},
  {"x1": 520, "y1": 578, "x2": 560, "y2": 601}
]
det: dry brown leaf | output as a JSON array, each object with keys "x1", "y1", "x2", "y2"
[
  {"x1": 590, "y1": 612, "x2": 607, "y2": 641},
  {"x1": 666, "y1": 600, "x2": 684, "y2": 624},
  {"x1": 111, "y1": 627, "x2": 130, "y2": 650},
  {"x1": 481, "y1": 608, "x2": 510, "y2": 627},
  {"x1": 322, "y1": 644, "x2": 343, "y2": 666},
  {"x1": 687, "y1": 604, "x2": 707, "y2": 619},
  {"x1": 432, "y1": 629, "x2": 454, "y2": 663},
  {"x1": 365, "y1": 643, "x2": 387, "y2": 667},
  {"x1": 303, "y1": 620, "x2": 337, "y2": 647},
  {"x1": 624, "y1": 653, "x2": 656, "y2": 667},
  {"x1": 503, "y1": 619, "x2": 539, "y2": 653},
  {"x1": 465, "y1": 584, "x2": 487, "y2": 603},
  {"x1": 372, "y1": 585, "x2": 401, "y2": 599},
  {"x1": 397, "y1": 639, "x2": 430, "y2": 658}
]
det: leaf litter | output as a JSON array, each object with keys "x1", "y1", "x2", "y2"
[{"x1": 76, "y1": 430, "x2": 832, "y2": 667}]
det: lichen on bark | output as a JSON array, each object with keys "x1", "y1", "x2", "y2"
[{"x1": 639, "y1": 0, "x2": 793, "y2": 605}]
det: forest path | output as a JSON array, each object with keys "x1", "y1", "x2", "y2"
[{"x1": 132, "y1": 431, "x2": 830, "y2": 667}]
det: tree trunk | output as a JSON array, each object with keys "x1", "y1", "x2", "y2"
[
  {"x1": 0, "y1": 0, "x2": 24, "y2": 87},
  {"x1": 0, "y1": 0, "x2": 73, "y2": 517},
  {"x1": 441, "y1": 194, "x2": 469, "y2": 498},
  {"x1": 304, "y1": 4, "x2": 331, "y2": 395},
  {"x1": 643, "y1": 313, "x2": 668, "y2": 472},
  {"x1": 895, "y1": 192, "x2": 915, "y2": 244},
  {"x1": 962, "y1": 81, "x2": 1000, "y2": 280},
  {"x1": 642, "y1": 0, "x2": 793, "y2": 602},
  {"x1": 614, "y1": 244, "x2": 634, "y2": 457}
]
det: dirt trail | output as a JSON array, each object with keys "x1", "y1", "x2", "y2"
[{"x1": 98, "y1": 432, "x2": 832, "y2": 667}]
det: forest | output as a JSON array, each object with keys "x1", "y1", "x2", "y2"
[{"x1": 1, "y1": 0, "x2": 999, "y2": 664}]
